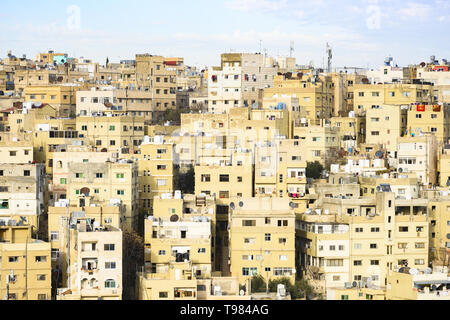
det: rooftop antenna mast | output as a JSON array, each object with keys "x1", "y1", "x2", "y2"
[
  {"x1": 259, "y1": 40, "x2": 262, "y2": 54},
  {"x1": 326, "y1": 42, "x2": 333, "y2": 73},
  {"x1": 290, "y1": 41, "x2": 294, "y2": 58}
]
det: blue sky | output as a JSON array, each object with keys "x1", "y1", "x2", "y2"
[{"x1": 0, "y1": 0, "x2": 449, "y2": 69}]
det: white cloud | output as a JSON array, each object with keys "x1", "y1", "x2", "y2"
[
  {"x1": 397, "y1": 2, "x2": 432, "y2": 20},
  {"x1": 225, "y1": 0, "x2": 288, "y2": 12}
]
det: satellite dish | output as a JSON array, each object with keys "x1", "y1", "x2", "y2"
[
  {"x1": 239, "y1": 290, "x2": 245, "y2": 296},
  {"x1": 34, "y1": 102, "x2": 42, "y2": 107},
  {"x1": 425, "y1": 268, "x2": 432, "y2": 275},
  {"x1": 376, "y1": 186, "x2": 381, "y2": 192},
  {"x1": 239, "y1": 201, "x2": 244, "y2": 208},
  {"x1": 230, "y1": 202, "x2": 235, "y2": 210},
  {"x1": 431, "y1": 285, "x2": 437, "y2": 291},
  {"x1": 409, "y1": 268, "x2": 419, "y2": 276},
  {"x1": 375, "y1": 151, "x2": 383, "y2": 159},
  {"x1": 170, "y1": 215, "x2": 179, "y2": 222},
  {"x1": 398, "y1": 168, "x2": 403, "y2": 173},
  {"x1": 289, "y1": 202, "x2": 296, "y2": 209},
  {"x1": 447, "y1": 233, "x2": 450, "y2": 240},
  {"x1": 352, "y1": 282, "x2": 358, "y2": 288}
]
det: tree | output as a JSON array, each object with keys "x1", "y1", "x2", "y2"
[
  {"x1": 122, "y1": 229, "x2": 144, "y2": 300},
  {"x1": 176, "y1": 165, "x2": 195, "y2": 194},
  {"x1": 268, "y1": 278, "x2": 317, "y2": 300},
  {"x1": 306, "y1": 161, "x2": 324, "y2": 179},
  {"x1": 251, "y1": 275, "x2": 267, "y2": 293}
]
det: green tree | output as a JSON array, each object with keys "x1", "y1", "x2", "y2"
[
  {"x1": 268, "y1": 278, "x2": 316, "y2": 300},
  {"x1": 251, "y1": 275, "x2": 267, "y2": 293},
  {"x1": 176, "y1": 165, "x2": 195, "y2": 194},
  {"x1": 122, "y1": 229, "x2": 144, "y2": 300},
  {"x1": 306, "y1": 161, "x2": 324, "y2": 179}
]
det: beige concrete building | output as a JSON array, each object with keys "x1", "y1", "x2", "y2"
[
  {"x1": 229, "y1": 197, "x2": 296, "y2": 285},
  {"x1": 56, "y1": 219, "x2": 122, "y2": 300},
  {"x1": 0, "y1": 225, "x2": 52, "y2": 300}
]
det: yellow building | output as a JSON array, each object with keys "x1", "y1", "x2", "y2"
[
  {"x1": 264, "y1": 73, "x2": 334, "y2": 121},
  {"x1": 66, "y1": 160, "x2": 139, "y2": 231},
  {"x1": 298, "y1": 192, "x2": 429, "y2": 294},
  {"x1": 407, "y1": 104, "x2": 450, "y2": 145},
  {"x1": 137, "y1": 136, "x2": 174, "y2": 212},
  {"x1": 330, "y1": 115, "x2": 365, "y2": 151},
  {"x1": 428, "y1": 199, "x2": 450, "y2": 262},
  {"x1": 365, "y1": 105, "x2": 407, "y2": 153},
  {"x1": 353, "y1": 83, "x2": 434, "y2": 116},
  {"x1": 76, "y1": 115, "x2": 145, "y2": 156},
  {"x1": 229, "y1": 197, "x2": 296, "y2": 285},
  {"x1": 135, "y1": 54, "x2": 177, "y2": 118},
  {"x1": 23, "y1": 85, "x2": 82, "y2": 117},
  {"x1": 56, "y1": 219, "x2": 123, "y2": 300},
  {"x1": 293, "y1": 121, "x2": 340, "y2": 167},
  {"x1": 0, "y1": 225, "x2": 52, "y2": 300}
]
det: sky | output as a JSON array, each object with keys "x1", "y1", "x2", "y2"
[{"x1": 0, "y1": 0, "x2": 449, "y2": 69}]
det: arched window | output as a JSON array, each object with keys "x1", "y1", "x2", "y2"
[{"x1": 105, "y1": 279, "x2": 116, "y2": 288}]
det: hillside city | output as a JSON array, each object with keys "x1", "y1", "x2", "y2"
[{"x1": 0, "y1": 50, "x2": 449, "y2": 301}]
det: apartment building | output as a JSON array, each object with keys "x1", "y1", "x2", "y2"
[
  {"x1": 135, "y1": 54, "x2": 177, "y2": 117},
  {"x1": 330, "y1": 115, "x2": 366, "y2": 151},
  {"x1": 0, "y1": 143, "x2": 45, "y2": 232},
  {"x1": 254, "y1": 139, "x2": 307, "y2": 204},
  {"x1": 76, "y1": 114, "x2": 145, "y2": 155},
  {"x1": 56, "y1": 219, "x2": 122, "y2": 300},
  {"x1": 407, "y1": 104, "x2": 450, "y2": 145},
  {"x1": 428, "y1": 198, "x2": 450, "y2": 262},
  {"x1": 353, "y1": 83, "x2": 433, "y2": 116},
  {"x1": 66, "y1": 160, "x2": 139, "y2": 231},
  {"x1": 229, "y1": 197, "x2": 296, "y2": 285},
  {"x1": 195, "y1": 150, "x2": 254, "y2": 207},
  {"x1": 365, "y1": 105, "x2": 407, "y2": 153},
  {"x1": 293, "y1": 121, "x2": 340, "y2": 167},
  {"x1": 297, "y1": 192, "x2": 429, "y2": 294},
  {"x1": 23, "y1": 85, "x2": 83, "y2": 117},
  {"x1": 137, "y1": 136, "x2": 174, "y2": 212},
  {"x1": 145, "y1": 216, "x2": 212, "y2": 279},
  {"x1": 0, "y1": 225, "x2": 51, "y2": 300},
  {"x1": 264, "y1": 73, "x2": 334, "y2": 121},
  {"x1": 397, "y1": 135, "x2": 438, "y2": 186},
  {"x1": 208, "y1": 53, "x2": 278, "y2": 114}
]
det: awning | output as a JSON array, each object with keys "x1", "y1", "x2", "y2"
[{"x1": 414, "y1": 280, "x2": 450, "y2": 285}]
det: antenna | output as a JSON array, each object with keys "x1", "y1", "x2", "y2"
[
  {"x1": 259, "y1": 40, "x2": 262, "y2": 54},
  {"x1": 326, "y1": 42, "x2": 333, "y2": 73},
  {"x1": 290, "y1": 41, "x2": 294, "y2": 58}
]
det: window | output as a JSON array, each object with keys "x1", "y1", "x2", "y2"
[
  {"x1": 9, "y1": 256, "x2": 19, "y2": 262},
  {"x1": 415, "y1": 242, "x2": 425, "y2": 249},
  {"x1": 96, "y1": 173, "x2": 103, "y2": 178},
  {"x1": 109, "y1": 126, "x2": 115, "y2": 131},
  {"x1": 242, "y1": 220, "x2": 256, "y2": 227},
  {"x1": 157, "y1": 180, "x2": 167, "y2": 186},
  {"x1": 333, "y1": 276, "x2": 341, "y2": 281},
  {"x1": 117, "y1": 190, "x2": 125, "y2": 196},
  {"x1": 38, "y1": 294, "x2": 47, "y2": 300},
  {"x1": 237, "y1": 176, "x2": 243, "y2": 183},
  {"x1": 104, "y1": 244, "x2": 115, "y2": 251},
  {"x1": 354, "y1": 243, "x2": 362, "y2": 249},
  {"x1": 159, "y1": 292, "x2": 168, "y2": 298},
  {"x1": 399, "y1": 227, "x2": 409, "y2": 232},
  {"x1": 330, "y1": 245, "x2": 336, "y2": 251},
  {"x1": 37, "y1": 275, "x2": 46, "y2": 281},
  {"x1": 105, "y1": 279, "x2": 116, "y2": 288},
  {"x1": 355, "y1": 228, "x2": 363, "y2": 233},
  {"x1": 415, "y1": 259, "x2": 425, "y2": 265},
  {"x1": 280, "y1": 255, "x2": 288, "y2": 261},
  {"x1": 354, "y1": 260, "x2": 362, "y2": 266},
  {"x1": 35, "y1": 256, "x2": 47, "y2": 262},
  {"x1": 371, "y1": 227, "x2": 380, "y2": 233},
  {"x1": 24, "y1": 170, "x2": 31, "y2": 177},
  {"x1": 60, "y1": 178, "x2": 67, "y2": 185},
  {"x1": 158, "y1": 250, "x2": 166, "y2": 255},
  {"x1": 76, "y1": 173, "x2": 83, "y2": 178},
  {"x1": 51, "y1": 249, "x2": 59, "y2": 260},
  {"x1": 201, "y1": 174, "x2": 211, "y2": 182},
  {"x1": 198, "y1": 248, "x2": 206, "y2": 254},
  {"x1": 242, "y1": 268, "x2": 258, "y2": 276},
  {"x1": 370, "y1": 244, "x2": 377, "y2": 249},
  {"x1": 371, "y1": 260, "x2": 380, "y2": 266},
  {"x1": 244, "y1": 238, "x2": 255, "y2": 244},
  {"x1": 265, "y1": 234, "x2": 271, "y2": 241},
  {"x1": 219, "y1": 175, "x2": 230, "y2": 182},
  {"x1": 279, "y1": 238, "x2": 287, "y2": 244},
  {"x1": 327, "y1": 259, "x2": 344, "y2": 267},
  {"x1": 116, "y1": 173, "x2": 125, "y2": 179},
  {"x1": 105, "y1": 262, "x2": 117, "y2": 269}
]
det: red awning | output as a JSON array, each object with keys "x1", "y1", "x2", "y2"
[
  {"x1": 417, "y1": 105, "x2": 426, "y2": 112},
  {"x1": 164, "y1": 61, "x2": 177, "y2": 66}
]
